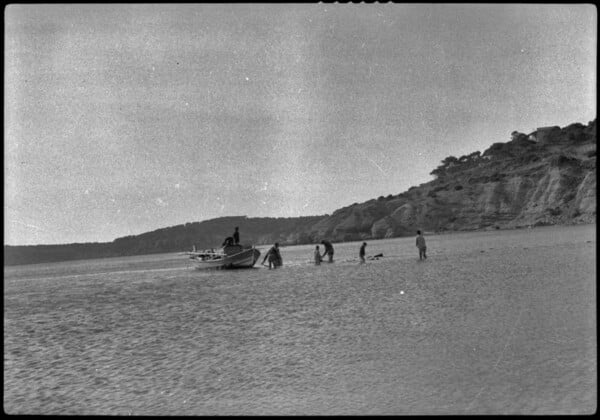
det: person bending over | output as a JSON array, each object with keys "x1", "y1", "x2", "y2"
[{"x1": 321, "y1": 240, "x2": 334, "y2": 263}]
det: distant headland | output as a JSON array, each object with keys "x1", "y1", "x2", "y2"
[{"x1": 5, "y1": 119, "x2": 596, "y2": 266}]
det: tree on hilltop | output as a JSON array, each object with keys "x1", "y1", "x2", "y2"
[{"x1": 430, "y1": 156, "x2": 457, "y2": 179}]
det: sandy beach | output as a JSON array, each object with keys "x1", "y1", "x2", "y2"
[{"x1": 4, "y1": 224, "x2": 596, "y2": 414}]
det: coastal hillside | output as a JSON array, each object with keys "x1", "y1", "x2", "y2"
[
  {"x1": 4, "y1": 119, "x2": 595, "y2": 265},
  {"x1": 3, "y1": 216, "x2": 324, "y2": 266},
  {"x1": 303, "y1": 119, "x2": 596, "y2": 242}
]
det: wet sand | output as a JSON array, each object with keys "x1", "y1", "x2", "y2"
[{"x1": 4, "y1": 224, "x2": 596, "y2": 414}]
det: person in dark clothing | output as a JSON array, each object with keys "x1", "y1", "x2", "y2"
[
  {"x1": 359, "y1": 242, "x2": 367, "y2": 263},
  {"x1": 233, "y1": 227, "x2": 240, "y2": 245},
  {"x1": 321, "y1": 240, "x2": 334, "y2": 263},
  {"x1": 262, "y1": 243, "x2": 282, "y2": 269},
  {"x1": 222, "y1": 236, "x2": 234, "y2": 247},
  {"x1": 416, "y1": 230, "x2": 427, "y2": 260}
]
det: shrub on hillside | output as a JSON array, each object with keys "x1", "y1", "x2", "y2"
[
  {"x1": 546, "y1": 207, "x2": 562, "y2": 216},
  {"x1": 550, "y1": 155, "x2": 580, "y2": 167},
  {"x1": 433, "y1": 183, "x2": 449, "y2": 192},
  {"x1": 563, "y1": 191, "x2": 577, "y2": 203},
  {"x1": 518, "y1": 153, "x2": 541, "y2": 164},
  {"x1": 582, "y1": 158, "x2": 596, "y2": 170}
]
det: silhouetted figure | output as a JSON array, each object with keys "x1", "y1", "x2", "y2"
[
  {"x1": 416, "y1": 230, "x2": 427, "y2": 260},
  {"x1": 321, "y1": 240, "x2": 334, "y2": 263},
  {"x1": 233, "y1": 227, "x2": 240, "y2": 245},
  {"x1": 314, "y1": 245, "x2": 322, "y2": 265},
  {"x1": 222, "y1": 236, "x2": 234, "y2": 247},
  {"x1": 359, "y1": 242, "x2": 367, "y2": 263},
  {"x1": 262, "y1": 243, "x2": 282, "y2": 269}
]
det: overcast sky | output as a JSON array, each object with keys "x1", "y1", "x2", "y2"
[{"x1": 4, "y1": 4, "x2": 597, "y2": 245}]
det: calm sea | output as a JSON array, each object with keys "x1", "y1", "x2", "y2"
[{"x1": 4, "y1": 225, "x2": 596, "y2": 415}]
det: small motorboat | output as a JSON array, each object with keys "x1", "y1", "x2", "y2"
[{"x1": 184, "y1": 244, "x2": 261, "y2": 270}]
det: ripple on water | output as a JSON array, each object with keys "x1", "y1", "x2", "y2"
[{"x1": 3, "y1": 225, "x2": 596, "y2": 414}]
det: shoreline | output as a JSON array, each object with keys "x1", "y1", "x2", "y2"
[{"x1": 4, "y1": 223, "x2": 596, "y2": 269}]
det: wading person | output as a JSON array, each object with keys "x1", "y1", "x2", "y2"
[
  {"x1": 314, "y1": 245, "x2": 322, "y2": 265},
  {"x1": 262, "y1": 243, "x2": 281, "y2": 269},
  {"x1": 359, "y1": 242, "x2": 367, "y2": 263},
  {"x1": 321, "y1": 240, "x2": 334, "y2": 263},
  {"x1": 416, "y1": 230, "x2": 427, "y2": 260}
]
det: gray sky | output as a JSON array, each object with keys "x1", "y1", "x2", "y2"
[{"x1": 5, "y1": 4, "x2": 597, "y2": 245}]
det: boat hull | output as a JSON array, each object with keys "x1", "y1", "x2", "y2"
[{"x1": 192, "y1": 246, "x2": 260, "y2": 270}]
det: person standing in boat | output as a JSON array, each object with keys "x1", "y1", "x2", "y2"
[
  {"x1": 262, "y1": 243, "x2": 282, "y2": 269},
  {"x1": 233, "y1": 227, "x2": 240, "y2": 245},
  {"x1": 321, "y1": 240, "x2": 334, "y2": 263}
]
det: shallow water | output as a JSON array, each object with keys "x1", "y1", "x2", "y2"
[{"x1": 4, "y1": 225, "x2": 596, "y2": 414}]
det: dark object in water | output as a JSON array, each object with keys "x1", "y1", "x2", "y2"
[{"x1": 367, "y1": 253, "x2": 384, "y2": 260}]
